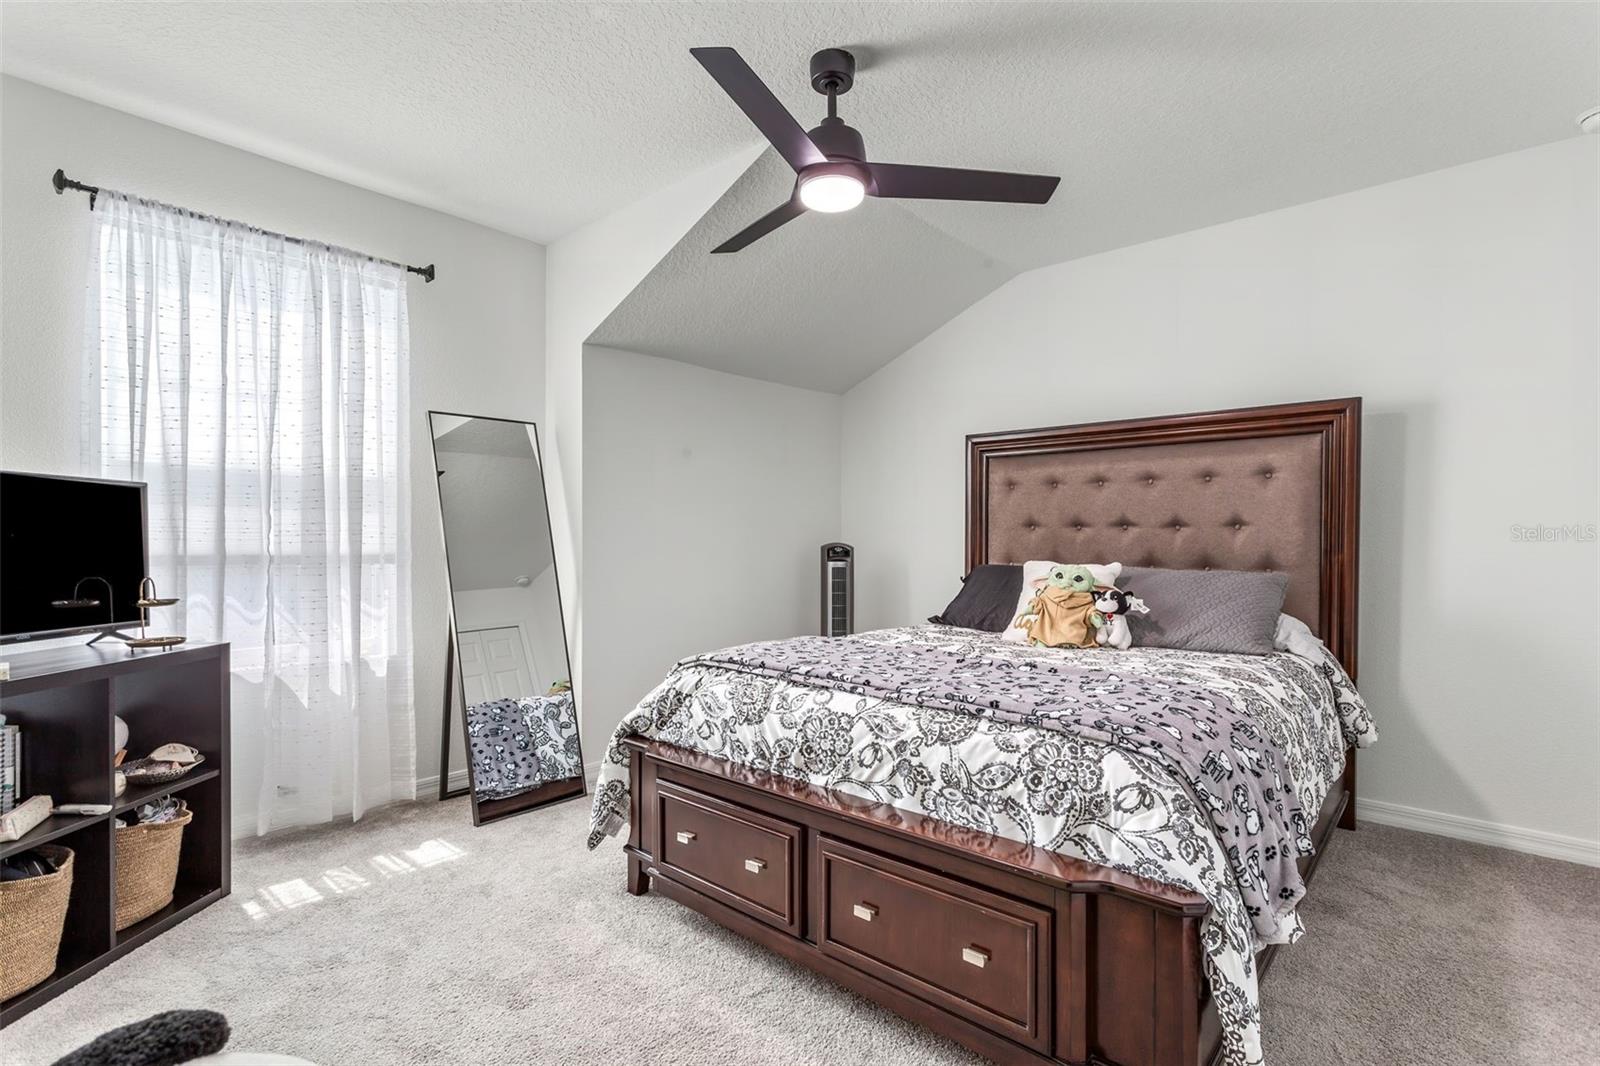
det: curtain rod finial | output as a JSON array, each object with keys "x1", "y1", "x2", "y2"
[
  {"x1": 417, "y1": 264, "x2": 436, "y2": 284},
  {"x1": 52, "y1": 168, "x2": 67, "y2": 194}
]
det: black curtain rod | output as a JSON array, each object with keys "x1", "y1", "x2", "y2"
[{"x1": 51, "y1": 168, "x2": 436, "y2": 283}]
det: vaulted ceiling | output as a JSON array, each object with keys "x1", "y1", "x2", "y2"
[
  {"x1": 5, "y1": 2, "x2": 1595, "y2": 391},
  {"x1": 590, "y1": 3, "x2": 1598, "y2": 391}
]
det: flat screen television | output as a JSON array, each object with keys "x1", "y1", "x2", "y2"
[{"x1": 0, "y1": 471, "x2": 149, "y2": 644}]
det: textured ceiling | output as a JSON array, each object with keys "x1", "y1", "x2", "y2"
[
  {"x1": 589, "y1": 1, "x2": 1597, "y2": 391},
  {"x1": 588, "y1": 149, "x2": 1015, "y2": 393},
  {"x1": 5, "y1": 2, "x2": 1595, "y2": 390},
  {"x1": 3, "y1": 2, "x2": 1593, "y2": 251}
]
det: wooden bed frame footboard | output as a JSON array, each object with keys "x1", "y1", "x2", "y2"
[{"x1": 624, "y1": 738, "x2": 1348, "y2": 1066}]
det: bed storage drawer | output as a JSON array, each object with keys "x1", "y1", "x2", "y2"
[
  {"x1": 655, "y1": 780, "x2": 802, "y2": 935},
  {"x1": 816, "y1": 837, "x2": 1052, "y2": 1052}
]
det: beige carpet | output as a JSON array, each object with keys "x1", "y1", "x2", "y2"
[{"x1": 4, "y1": 796, "x2": 1596, "y2": 1065}]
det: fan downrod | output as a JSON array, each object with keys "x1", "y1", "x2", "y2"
[{"x1": 809, "y1": 48, "x2": 855, "y2": 95}]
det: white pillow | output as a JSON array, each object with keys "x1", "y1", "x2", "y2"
[
  {"x1": 1273, "y1": 613, "x2": 1325, "y2": 660},
  {"x1": 1001, "y1": 560, "x2": 1123, "y2": 643}
]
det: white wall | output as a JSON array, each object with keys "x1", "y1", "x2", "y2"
[
  {"x1": 582, "y1": 346, "x2": 842, "y2": 763},
  {"x1": 0, "y1": 77, "x2": 547, "y2": 827},
  {"x1": 841, "y1": 137, "x2": 1599, "y2": 858},
  {"x1": 542, "y1": 144, "x2": 763, "y2": 714}
]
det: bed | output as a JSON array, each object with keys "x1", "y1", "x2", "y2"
[{"x1": 589, "y1": 398, "x2": 1370, "y2": 1066}]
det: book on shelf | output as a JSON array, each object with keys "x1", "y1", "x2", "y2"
[{"x1": 0, "y1": 723, "x2": 18, "y2": 814}]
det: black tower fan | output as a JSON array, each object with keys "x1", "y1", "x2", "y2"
[{"x1": 821, "y1": 543, "x2": 853, "y2": 637}]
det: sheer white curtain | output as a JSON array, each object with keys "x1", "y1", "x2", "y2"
[{"x1": 84, "y1": 191, "x2": 415, "y2": 835}]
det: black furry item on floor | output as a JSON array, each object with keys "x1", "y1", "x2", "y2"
[{"x1": 50, "y1": 1010, "x2": 229, "y2": 1066}]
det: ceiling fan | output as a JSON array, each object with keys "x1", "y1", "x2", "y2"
[{"x1": 692, "y1": 46, "x2": 1061, "y2": 253}]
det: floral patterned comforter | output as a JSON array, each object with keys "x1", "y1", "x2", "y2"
[{"x1": 587, "y1": 625, "x2": 1377, "y2": 1066}]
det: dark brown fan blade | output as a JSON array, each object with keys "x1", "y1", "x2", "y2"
[
  {"x1": 867, "y1": 162, "x2": 1060, "y2": 204},
  {"x1": 711, "y1": 198, "x2": 807, "y2": 254},
  {"x1": 691, "y1": 47, "x2": 827, "y2": 173}
]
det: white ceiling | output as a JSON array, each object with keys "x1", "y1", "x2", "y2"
[
  {"x1": 591, "y1": 2, "x2": 1598, "y2": 392},
  {"x1": 588, "y1": 148, "x2": 1017, "y2": 393},
  {"x1": 3, "y1": 2, "x2": 1592, "y2": 249},
  {"x1": 4, "y1": 2, "x2": 1596, "y2": 390},
  {"x1": 0, "y1": 0, "x2": 1060, "y2": 243}
]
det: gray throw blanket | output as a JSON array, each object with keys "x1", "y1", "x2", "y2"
[{"x1": 692, "y1": 635, "x2": 1312, "y2": 939}]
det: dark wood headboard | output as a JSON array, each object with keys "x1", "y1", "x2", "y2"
[{"x1": 966, "y1": 398, "x2": 1361, "y2": 677}]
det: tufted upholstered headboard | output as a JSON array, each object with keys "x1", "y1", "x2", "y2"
[{"x1": 966, "y1": 398, "x2": 1361, "y2": 677}]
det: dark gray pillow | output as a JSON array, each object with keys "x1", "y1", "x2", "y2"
[
  {"x1": 1118, "y1": 566, "x2": 1288, "y2": 655},
  {"x1": 929, "y1": 564, "x2": 1022, "y2": 632}
]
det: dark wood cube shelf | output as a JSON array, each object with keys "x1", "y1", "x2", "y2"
[{"x1": 0, "y1": 641, "x2": 230, "y2": 1026}]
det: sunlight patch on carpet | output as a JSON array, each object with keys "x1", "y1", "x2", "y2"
[{"x1": 236, "y1": 838, "x2": 466, "y2": 921}]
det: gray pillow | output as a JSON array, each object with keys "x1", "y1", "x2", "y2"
[
  {"x1": 1118, "y1": 566, "x2": 1288, "y2": 655},
  {"x1": 929, "y1": 564, "x2": 1023, "y2": 632}
]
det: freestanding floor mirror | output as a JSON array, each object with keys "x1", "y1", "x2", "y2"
[{"x1": 429, "y1": 412, "x2": 584, "y2": 825}]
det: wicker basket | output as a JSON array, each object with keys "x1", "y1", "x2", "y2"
[
  {"x1": 0, "y1": 845, "x2": 75, "y2": 1001},
  {"x1": 114, "y1": 803, "x2": 193, "y2": 931}
]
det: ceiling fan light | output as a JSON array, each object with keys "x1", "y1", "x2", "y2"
[{"x1": 799, "y1": 172, "x2": 865, "y2": 213}]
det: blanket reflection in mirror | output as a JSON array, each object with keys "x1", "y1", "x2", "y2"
[{"x1": 466, "y1": 690, "x2": 580, "y2": 799}]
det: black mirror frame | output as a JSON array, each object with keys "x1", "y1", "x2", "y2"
[{"x1": 427, "y1": 410, "x2": 586, "y2": 826}]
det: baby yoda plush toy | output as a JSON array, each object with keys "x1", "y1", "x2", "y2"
[{"x1": 1014, "y1": 564, "x2": 1105, "y2": 648}]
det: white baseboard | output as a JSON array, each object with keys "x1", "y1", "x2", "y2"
[
  {"x1": 414, "y1": 768, "x2": 471, "y2": 796},
  {"x1": 1360, "y1": 798, "x2": 1599, "y2": 867},
  {"x1": 229, "y1": 771, "x2": 472, "y2": 837}
]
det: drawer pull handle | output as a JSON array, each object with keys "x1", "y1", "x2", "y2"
[
  {"x1": 675, "y1": 831, "x2": 696, "y2": 844},
  {"x1": 744, "y1": 858, "x2": 766, "y2": 873},
  {"x1": 962, "y1": 946, "x2": 990, "y2": 969},
  {"x1": 852, "y1": 903, "x2": 878, "y2": 922}
]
